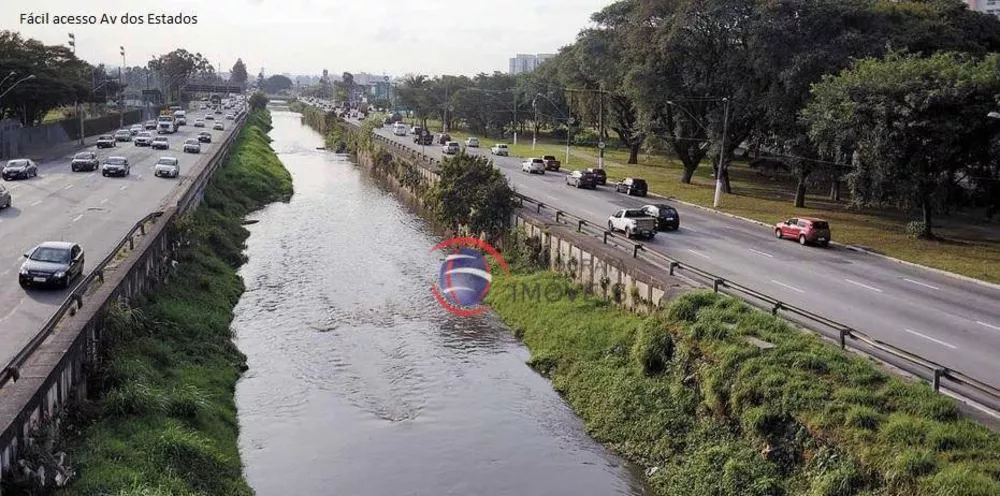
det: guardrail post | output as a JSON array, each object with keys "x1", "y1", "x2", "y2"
[
  {"x1": 140, "y1": 222, "x2": 146, "y2": 235},
  {"x1": 633, "y1": 244, "x2": 641, "y2": 258},
  {"x1": 933, "y1": 368, "x2": 945, "y2": 392},
  {"x1": 537, "y1": 203, "x2": 544, "y2": 213},
  {"x1": 555, "y1": 211, "x2": 562, "y2": 223},
  {"x1": 603, "y1": 232, "x2": 609, "y2": 244},
  {"x1": 839, "y1": 329, "x2": 848, "y2": 349},
  {"x1": 577, "y1": 220, "x2": 585, "y2": 232},
  {"x1": 713, "y1": 278, "x2": 724, "y2": 292},
  {"x1": 73, "y1": 294, "x2": 83, "y2": 309},
  {"x1": 669, "y1": 261, "x2": 679, "y2": 275},
  {"x1": 128, "y1": 237, "x2": 134, "y2": 250},
  {"x1": 771, "y1": 302, "x2": 782, "y2": 316},
  {"x1": 96, "y1": 268, "x2": 104, "y2": 283}
]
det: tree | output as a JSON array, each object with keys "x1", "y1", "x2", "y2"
[
  {"x1": 335, "y1": 72, "x2": 355, "y2": 104},
  {"x1": 262, "y1": 75, "x2": 293, "y2": 94},
  {"x1": 147, "y1": 49, "x2": 213, "y2": 95},
  {"x1": 0, "y1": 30, "x2": 93, "y2": 125},
  {"x1": 804, "y1": 51, "x2": 1000, "y2": 239},
  {"x1": 249, "y1": 91, "x2": 268, "y2": 111},
  {"x1": 230, "y1": 58, "x2": 248, "y2": 86},
  {"x1": 428, "y1": 151, "x2": 518, "y2": 243},
  {"x1": 397, "y1": 74, "x2": 432, "y2": 129}
]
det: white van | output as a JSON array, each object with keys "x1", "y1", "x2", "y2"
[
  {"x1": 392, "y1": 122, "x2": 408, "y2": 136},
  {"x1": 173, "y1": 110, "x2": 187, "y2": 126}
]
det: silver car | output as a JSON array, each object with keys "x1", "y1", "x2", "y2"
[
  {"x1": 0, "y1": 182, "x2": 11, "y2": 209},
  {"x1": 183, "y1": 139, "x2": 201, "y2": 153}
]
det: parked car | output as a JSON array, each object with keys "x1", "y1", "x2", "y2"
[
  {"x1": 129, "y1": 125, "x2": 143, "y2": 135},
  {"x1": 213, "y1": 122, "x2": 225, "y2": 131},
  {"x1": 615, "y1": 177, "x2": 648, "y2": 196},
  {"x1": 542, "y1": 155, "x2": 561, "y2": 171},
  {"x1": 2, "y1": 159, "x2": 38, "y2": 180},
  {"x1": 521, "y1": 158, "x2": 546, "y2": 174},
  {"x1": 154, "y1": 156, "x2": 180, "y2": 178},
  {"x1": 197, "y1": 131, "x2": 212, "y2": 143},
  {"x1": 18, "y1": 241, "x2": 85, "y2": 289},
  {"x1": 0, "y1": 183, "x2": 11, "y2": 209},
  {"x1": 193, "y1": 119, "x2": 205, "y2": 127},
  {"x1": 775, "y1": 217, "x2": 831, "y2": 247},
  {"x1": 143, "y1": 120, "x2": 157, "y2": 130},
  {"x1": 71, "y1": 152, "x2": 99, "y2": 172},
  {"x1": 101, "y1": 156, "x2": 130, "y2": 177},
  {"x1": 608, "y1": 209, "x2": 658, "y2": 240},
  {"x1": 134, "y1": 131, "x2": 153, "y2": 146},
  {"x1": 96, "y1": 135, "x2": 116, "y2": 148},
  {"x1": 491, "y1": 143, "x2": 509, "y2": 156},
  {"x1": 566, "y1": 170, "x2": 597, "y2": 189},
  {"x1": 641, "y1": 204, "x2": 680, "y2": 231},
  {"x1": 442, "y1": 141, "x2": 460, "y2": 155},
  {"x1": 465, "y1": 137, "x2": 480, "y2": 148},
  {"x1": 183, "y1": 139, "x2": 201, "y2": 153},
  {"x1": 114, "y1": 129, "x2": 132, "y2": 142},
  {"x1": 585, "y1": 168, "x2": 607, "y2": 185}
]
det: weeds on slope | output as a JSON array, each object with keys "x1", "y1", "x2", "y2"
[
  {"x1": 487, "y1": 270, "x2": 1000, "y2": 496},
  {"x1": 51, "y1": 109, "x2": 292, "y2": 496}
]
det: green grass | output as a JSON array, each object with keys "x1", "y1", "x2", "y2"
[
  {"x1": 426, "y1": 118, "x2": 1000, "y2": 284},
  {"x1": 486, "y1": 269, "x2": 1000, "y2": 495},
  {"x1": 51, "y1": 109, "x2": 293, "y2": 496}
]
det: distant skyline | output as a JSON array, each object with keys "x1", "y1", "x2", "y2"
[{"x1": 3, "y1": 0, "x2": 610, "y2": 78}]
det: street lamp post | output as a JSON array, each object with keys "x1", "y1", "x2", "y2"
[
  {"x1": 532, "y1": 96, "x2": 538, "y2": 150},
  {"x1": 512, "y1": 91, "x2": 517, "y2": 145},
  {"x1": 0, "y1": 74, "x2": 36, "y2": 100},
  {"x1": 119, "y1": 46, "x2": 126, "y2": 129},
  {"x1": 713, "y1": 97, "x2": 730, "y2": 208}
]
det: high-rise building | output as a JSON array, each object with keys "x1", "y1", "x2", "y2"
[
  {"x1": 508, "y1": 54, "x2": 556, "y2": 75},
  {"x1": 967, "y1": 0, "x2": 1000, "y2": 17}
]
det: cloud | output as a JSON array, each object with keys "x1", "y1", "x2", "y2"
[{"x1": 373, "y1": 25, "x2": 401, "y2": 43}]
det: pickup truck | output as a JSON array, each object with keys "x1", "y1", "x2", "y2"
[
  {"x1": 608, "y1": 209, "x2": 658, "y2": 240},
  {"x1": 542, "y1": 155, "x2": 561, "y2": 171}
]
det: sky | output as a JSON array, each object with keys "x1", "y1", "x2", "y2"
[{"x1": 3, "y1": 0, "x2": 611, "y2": 78}]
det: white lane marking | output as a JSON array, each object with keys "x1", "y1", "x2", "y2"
[
  {"x1": 976, "y1": 321, "x2": 1000, "y2": 332},
  {"x1": 687, "y1": 249, "x2": 710, "y2": 260},
  {"x1": 683, "y1": 226, "x2": 699, "y2": 233},
  {"x1": 63, "y1": 184, "x2": 73, "y2": 190},
  {"x1": 100, "y1": 198, "x2": 108, "y2": 204},
  {"x1": 749, "y1": 248, "x2": 773, "y2": 258},
  {"x1": 30, "y1": 200, "x2": 42, "y2": 206},
  {"x1": 72, "y1": 214, "x2": 83, "y2": 222},
  {"x1": 770, "y1": 279, "x2": 805, "y2": 293},
  {"x1": 845, "y1": 278, "x2": 883, "y2": 293},
  {"x1": 120, "y1": 185, "x2": 128, "y2": 190},
  {"x1": 904, "y1": 328, "x2": 957, "y2": 350},
  {"x1": 8, "y1": 185, "x2": 20, "y2": 190},
  {"x1": 902, "y1": 278, "x2": 940, "y2": 291}
]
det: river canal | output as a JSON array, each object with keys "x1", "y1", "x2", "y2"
[{"x1": 232, "y1": 108, "x2": 651, "y2": 495}]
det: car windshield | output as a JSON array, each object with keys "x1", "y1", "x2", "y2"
[
  {"x1": 99, "y1": 135, "x2": 112, "y2": 140},
  {"x1": 6, "y1": 160, "x2": 27, "y2": 167},
  {"x1": 154, "y1": 137, "x2": 166, "y2": 141},
  {"x1": 138, "y1": 132, "x2": 151, "y2": 137},
  {"x1": 157, "y1": 158, "x2": 177, "y2": 165},
  {"x1": 106, "y1": 158, "x2": 126, "y2": 165},
  {"x1": 186, "y1": 140, "x2": 198, "y2": 144},
  {"x1": 623, "y1": 210, "x2": 646, "y2": 218},
  {"x1": 30, "y1": 247, "x2": 70, "y2": 263},
  {"x1": 73, "y1": 153, "x2": 92, "y2": 159}
]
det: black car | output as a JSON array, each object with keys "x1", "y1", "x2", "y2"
[
  {"x1": 414, "y1": 132, "x2": 433, "y2": 145},
  {"x1": 2, "y1": 159, "x2": 38, "y2": 180},
  {"x1": 71, "y1": 152, "x2": 99, "y2": 172},
  {"x1": 642, "y1": 204, "x2": 680, "y2": 230},
  {"x1": 585, "y1": 168, "x2": 607, "y2": 185},
  {"x1": 197, "y1": 132, "x2": 212, "y2": 143},
  {"x1": 615, "y1": 177, "x2": 648, "y2": 197},
  {"x1": 96, "y1": 135, "x2": 116, "y2": 148},
  {"x1": 101, "y1": 156, "x2": 130, "y2": 177},
  {"x1": 18, "y1": 241, "x2": 85, "y2": 289},
  {"x1": 566, "y1": 170, "x2": 597, "y2": 189}
]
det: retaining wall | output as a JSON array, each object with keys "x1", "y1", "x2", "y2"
[{"x1": 0, "y1": 109, "x2": 150, "y2": 160}]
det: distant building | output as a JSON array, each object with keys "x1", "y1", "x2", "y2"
[
  {"x1": 508, "y1": 54, "x2": 555, "y2": 75},
  {"x1": 967, "y1": 0, "x2": 1000, "y2": 17}
]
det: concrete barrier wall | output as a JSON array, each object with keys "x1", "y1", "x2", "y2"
[
  {"x1": 0, "y1": 113, "x2": 249, "y2": 490},
  {"x1": 0, "y1": 109, "x2": 150, "y2": 160}
]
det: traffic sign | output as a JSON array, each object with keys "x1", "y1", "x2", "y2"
[{"x1": 598, "y1": 142, "x2": 606, "y2": 149}]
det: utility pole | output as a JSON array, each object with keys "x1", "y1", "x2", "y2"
[
  {"x1": 443, "y1": 83, "x2": 449, "y2": 133},
  {"x1": 598, "y1": 84, "x2": 605, "y2": 170},
  {"x1": 119, "y1": 46, "x2": 126, "y2": 129},
  {"x1": 532, "y1": 95, "x2": 538, "y2": 150},
  {"x1": 512, "y1": 90, "x2": 517, "y2": 145},
  {"x1": 67, "y1": 33, "x2": 75, "y2": 54},
  {"x1": 713, "y1": 97, "x2": 730, "y2": 208}
]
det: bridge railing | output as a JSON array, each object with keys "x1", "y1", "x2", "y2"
[{"x1": 0, "y1": 111, "x2": 249, "y2": 392}]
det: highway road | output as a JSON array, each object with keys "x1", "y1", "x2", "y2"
[
  {"x1": 328, "y1": 110, "x2": 1000, "y2": 389},
  {"x1": 0, "y1": 107, "x2": 240, "y2": 368}
]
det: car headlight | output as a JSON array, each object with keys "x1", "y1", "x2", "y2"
[
  {"x1": 55, "y1": 271, "x2": 65, "y2": 278},
  {"x1": 19, "y1": 267, "x2": 28, "y2": 275}
]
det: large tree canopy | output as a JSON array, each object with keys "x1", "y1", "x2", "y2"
[
  {"x1": 262, "y1": 74, "x2": 293, "y2": 94},
  {"x1": 230, "y1": 58, "x2": 248, "y2": 86},
  {"x1": 147, "y1": 49, "x2": 213, "y2": 91},
  {"x1": 0, "y1": 30, "x2": 92, "y2": 125}
]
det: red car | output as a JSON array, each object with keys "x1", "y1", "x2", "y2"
[{"x1": 775, "y1": 217, "x2": 831, "y2": 246}]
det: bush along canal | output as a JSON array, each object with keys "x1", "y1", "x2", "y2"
[
  {"x1": 31, "y1": 109, "x2": 293, "y2": 495},
  {"x1": 299, "y1": 110, "x2": 1000, "y2": 496}
]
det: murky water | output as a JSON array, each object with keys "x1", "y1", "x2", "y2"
[{"x1": 233, "y1": 109, "x2": 652, "y2": 496}]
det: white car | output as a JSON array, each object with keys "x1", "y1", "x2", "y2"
[
  {"x1": 153, "y1": 157, "x2": 180, "y2": 178},
  {"x1": 521, "y1": 158, "x2": 546, "y2": 174},
  {"x1": 442, "y1": 141, "x2": 460, "y2": 155},
  {"x1": 183, "y1": 139, "x2": 201, "y2": 153},
  {"x1": 491, "y1": 144, "x2": 509, "y2": 156},
  {"x1": 193, "y1": 119, "x2": 205, "y2": 127},
  {"x1": 466, "y1": 137, "x2": 480, "y2": 147}
]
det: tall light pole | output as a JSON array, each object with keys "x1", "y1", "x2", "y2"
[
  {"x1": 0, "y1": 74, "x2": 35, "y2": 100},
  {"x1": 598, "y1": 84, "x2": 605, "y2": 170},
  {"x1": 532, "y1": 96, "x2": 538, "y2": 150},
  {"x1": 512, "y1": 90, "x2": 518, "y2": 145},
  {"x1": 713, "y1": 97, "x2": 730, "y2": 208},
  {"x1": 67, "y1": 33, "x2": 75, "y2": 54},
  {"x1": 0, "y1": 71, "x2": 16, "y2": 89},
  {"x1": 119, "y1": 46, "x2": 126, "y2": 128}
]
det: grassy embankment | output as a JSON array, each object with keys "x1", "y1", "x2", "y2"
[
  {"x1": 408, "y1": 116, "x2": 1000, "y2": 284},
  {"x1": 52, "y1": 109, "x2": 292, "y2": 495},
  {"x1": 486, "y1": 268, "x2": 1000, "y2": 495}
]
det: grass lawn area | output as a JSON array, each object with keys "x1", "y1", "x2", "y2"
[{"x1": 409, "y1": 118, "x2": 1000, "y2": 284}]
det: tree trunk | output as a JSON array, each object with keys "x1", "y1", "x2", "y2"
[
  {"x1": 794, "y1": 176, "x2": 808, "y2": 208},
  {"x1": 628, "y1": 142, "x2": 640, "y2": 164},
  {"x1": 829, "y1": 181, "x2": 841, "y2": 201},
  {"x1": 681, "y1": 166, "x2": 696, "y2": 184},
  {"x1": 921, "y1": 197, "x2": 934, "y2": 239},
  {"x1": 721, "y1": 166, "x2": 732, "y2": 194}
]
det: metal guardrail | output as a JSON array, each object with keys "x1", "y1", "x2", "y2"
[
  {"x1": 0, "y1": 111, "x2": 249, "y2": 391},
  {"x1": 327, "y1": 106, "x2": 1000, "y2": 412}
]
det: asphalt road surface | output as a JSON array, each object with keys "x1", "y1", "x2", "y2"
[
  {"x1": 333, "y1": 113, "x2": 1000, "y2": 391},
  {"x1": 0, "y1": 108, "x2": 239, "y2": 368}
]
